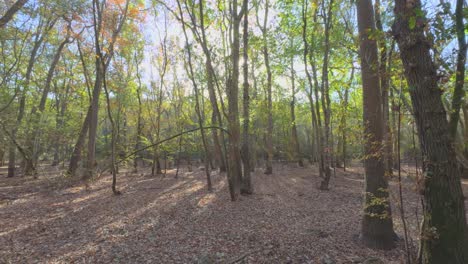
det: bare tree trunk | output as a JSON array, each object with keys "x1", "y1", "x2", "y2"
[
  {"x1": 197, "y1": 0, "x2": 227, "y2": 173},
  {"x1": 103, "y1": 68, "x2": 120, "y2": 195},
  {"x1": 448, "y1": 0, "x2": 467, "y2": 139},
  {"x1": 52, "y1": 79, "x2": 70, "y2": 166},
  {"x1": 302, "y1": 0, "x2": 322, "y2": 175},
  {"x1": 240, "y1": 0, "x2": 252, "y2": 194},
  {"x1": 225, "y1": 0, "x2": 245, "y2": 201},
  {"x1": 393, "y1": 0, "x2": 468, "y2": 261},
  {"x1": 0, "y1": 0, "x2": 28, "y2": 28},
  {"x1": 176, "y1": 0, "x2": 212, "y2": 191},
  {"x1": 133, "y1": 56, "x2": 143, "y2": 172},
  {"x1": 68, "y1": 106, "x2": 91, "y2": 176},
  {"x1": 375, "y1": 0, "x2": 393, "y2": 177},
  {"x1": 319, "y1": 0, "x2": 334, "y2": 190},
  {"x1": 357, "y1": 0, "x2": 396, "y2": 249},
  {"x1": 256, "y1": 0, "x2": 273, "y2": 175}
]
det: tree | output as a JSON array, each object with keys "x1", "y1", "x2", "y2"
[
  {"x1": 0, "y1": 0, "x2": 28, "y2": 28},
  {"x1": 393, "y1": 0, "x2": 468, "y2": 262},
  {"x1": 226, "y1": 0, "x2": 246, "y2": 200},
  {"x1": 241, "y1": 0, "x2": 253, "y2": 194},
  {"x1": 356, "y1": 0, "x2": 396, "y2": 249},
  {"x1": 84, "y1": 0, "x2": 129, "y2": 181},
  {"x1": 257, "y1": 0, "x2": 274, "y2": 175}
]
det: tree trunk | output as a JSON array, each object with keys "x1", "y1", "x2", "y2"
[
  {"x1": 448, "y1": 0, "x2": 467, "y2": 139},
  {"x1": 68, "y1": 106, "x2": 91, "y2": 176},
  {"x1": 241, "y1": 0, "x2": 252, "y2": 194},
  {"x1": 319, "y1": 0, "x2": 334, "y2": 190},
  {"x1": 7, "y1": 21, "x2": 49, "y2": 177},
  {"x1": 302, "y1": 0, "x2": 322, "y2": 175},
  {"x1": 225, "y1": 0, "x2": 245, "y2": 200},
  {"x1": 24, "y1": 36, "x2": 70, "y2": 175},
  {"x1": 177, "y1": 0, "x2": 213, "y2": 191},
  {"x1": 357, "y1": 0, "x2": 396, "y2": 250},
  {"x1": 374, "y1": 0, "x2": 394, "y2": 177},
  {"x1": 393, "y1": 0, "x2": 468, "y2": 262},
  {"x1": 197, "y1": 0, "x2": 227, "y2": 173},
  {"x1": 258, "y1": 0, "x2": 273, "y2": 175},
  {"x1": 0, "y1": 0, "x2": 28, "y2": 28},
  {"x1": 290, "y1": 55, "x2": 303, "y2": 167}
]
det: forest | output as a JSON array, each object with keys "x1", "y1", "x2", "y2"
[{"x1": 0, "y1": 0, "x2": 467, "y2": 263}]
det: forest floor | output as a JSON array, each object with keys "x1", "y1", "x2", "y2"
[{"x1": 0, "y1": 163, "x2": 467, "y2": 264}]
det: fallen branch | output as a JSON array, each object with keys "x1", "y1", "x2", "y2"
[{"x1": 97, "y1": 126, "x2": 229, "y2": 177}]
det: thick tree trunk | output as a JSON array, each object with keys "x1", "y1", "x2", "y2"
[
  {"x1": 393, "y1": 0, "x2": 468, "y2": 262},
  {"x1": 356, "y1": 0, "x2": 396, "y2": 250},
  {"x1": 84, "y1": 59, "x2": 102, "y2": 180},
  {"x1": 68, "y1": 106, "x2": 91, "y2": 176},
  {"x1": 225, "y1": 0, "x2": 244, "y2": 200}
]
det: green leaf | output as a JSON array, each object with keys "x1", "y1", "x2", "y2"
[{"x1": 409, "y1": 16, "x2": 416, "y2": 30}]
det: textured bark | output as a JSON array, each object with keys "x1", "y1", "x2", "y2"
[
  {"x1": 0, "y1": 0, "x2": 28, "y2": 28},
  {"x1": 356, "y1": 0, "x2": 396, "y2": 249},
  {"x1": 393, "y1": 0, "x2": 468, "y2": 262}
]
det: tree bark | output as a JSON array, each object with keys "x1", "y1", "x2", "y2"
[
  {"x1": 319, "y1": 0, "x2": 334, "y2": 190},
  {"x1": 240, "y1": 0, "x2": 252, "y2": 194},
  {"x1": 356, "y1": 0, "x2": 396, "y2": 249},
  {"x1": 393, "y1": 0, "x2": 468, "y2": 261},
  {"x1": 0, "y1": 0, "x2": 28, "y2": 28},
  {"x1": 258, "y1": 0, "x2": 273, "y2": 175},
  {"x1": 374, "y1": 0, "x2": 393, "y2": 177},
  {"x1": 448, "y1": 0, "x2": 467, "y2": 139}
]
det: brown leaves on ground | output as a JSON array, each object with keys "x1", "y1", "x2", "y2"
[{"x1": 0, "y1": 164, "x2": 467, "y2": 263}]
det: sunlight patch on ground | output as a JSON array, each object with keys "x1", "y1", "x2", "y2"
[{"x1": 197, "y1": 193, "x2": 216, "y2": 208}]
